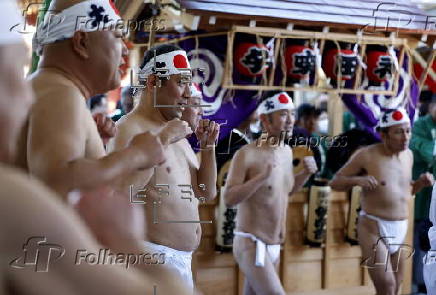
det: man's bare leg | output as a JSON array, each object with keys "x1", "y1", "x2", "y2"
[
  {"x1": 358, "y1": 216, "x2": 396, "y2": 295},
  {"x1": 243, "y1": 278, "x2": 256, "y2": 295},
  {"x1": 234, "y1": 237, "x2": 285, "y2": 295},
  {"x1": 390, "y1": 250, "x2": 406, "y2": 295}
]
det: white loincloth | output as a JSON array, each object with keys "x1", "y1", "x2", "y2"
[
  {"x1": 360, "y1": 209, "x2": 408, "y2": 254},
  {"x1": 234, "y1": 231, "x2": 281, "y2": 267},
  {"x1": 143, "y1": 241, "x2": 193, "y2": 290}
]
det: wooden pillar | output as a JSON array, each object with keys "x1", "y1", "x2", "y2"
[{"x1": 327, "y1": 92, "x2": 343, "y2": 136}]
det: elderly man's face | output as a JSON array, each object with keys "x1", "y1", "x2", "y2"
[
  {"x1": 88, "y1": 30, "x2": 128, "y2": 93},
  {"x1": 380, "y1": 122, "x2": 411, "y2": 152}
]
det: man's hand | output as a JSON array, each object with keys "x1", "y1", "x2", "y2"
[
  {"x1": 417, "y1": 172, "x2": 435, "y2": 188},
  {"x1": 75, "y1": 187, "x2": 144, "y2": 253},
  {"x1": 195, "y1": 119, "x2": 220, "y2": 149},
  {"x1": 356, "y1": 175, "x2": 379, "y2": 190},
  {"x1": 93, "y1": 113, "x2": 116, "y2": 145},
  {"x1": 159, "y1": 119, "x2": 192, "y2": 145},
  {"x1": 256, "y1": 164, "x2": 273, "y2": 182},
  {"x1": 129, "y1": 131, "x2": 166, "y2": 168},
  {"x1": 302, "y1": 156, "x2": 317, "y2": 175}
]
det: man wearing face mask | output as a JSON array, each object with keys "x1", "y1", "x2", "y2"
[{"x1": 223, "y1": 92, "x2": 317, "y2": 294}]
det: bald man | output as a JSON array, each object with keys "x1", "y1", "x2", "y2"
[
  {"x1": 108, "y1": 44, "x2": 219, "y2": 289},
  {"x1": 0, "y1": 1, "x2": 191, "y2": 294},
  {"x1": 330, "y1": 108, "x2": 434, "y2": 295},
  {"x1": 16, "y1": 0, "x2": 189, "y2": 198}
]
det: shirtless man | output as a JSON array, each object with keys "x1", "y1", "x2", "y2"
[
  {"x1": 16, "y1": 0, "x2": 189, "y2": 198},
  {"x1": 329, "y1": 108, "x2": 434, "y2": 295},
  {"x1": 0, "y1": 1, "x2": 190, "y2": 294},
  {"x1": 108, "y1": 44, "x2": 219, "y2": 289},
  {"x1": 223, "y1": 92, "x2": 317, "y2": 295}
]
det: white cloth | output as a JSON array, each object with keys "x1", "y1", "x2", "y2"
[
  {"x1": 33, "y1": 0, "x2": 121, "y2": 55},
  {"x1": 0, "y1": 0, "x2": 25, "y2": 45},
  {"x1": 378, "y1": 107, "x2": 410, "y2": 128},
  {"x1": 424, "y1": 184, "x2": 436, "y2": 294},
  {"x1": 257, "y1": 92, "x2": 294, "y2": 115},
  {"x1": 359, "y1": 210, "x2": 408, "y2": 254},
  {"x1": 234, "y1": 231, "x2": 281, "y2": 267},
  {"x1": 190, "y1": 83, "x2": 202, "y2": 98},
  {"x1": 143, "y1": 241, "x2": 194, "y2": 290},
  {"x1": 139, "y1": 50, "x2": 191, "y2": 79}
]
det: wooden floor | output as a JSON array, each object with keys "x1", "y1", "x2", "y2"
[
  {"x1": 193, "y1": 190, "x2": 415, "y2": 295},
  {"x1": 290, "y1": 286, "x2": 375, "y2": 295}
]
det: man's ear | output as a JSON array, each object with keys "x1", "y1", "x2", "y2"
[
  {"x1": 71, "y1": 31, "x2": 90, "y2": 59},
  {"x1": 146, "y1": 74, "x2": 158, "y2": 91}
]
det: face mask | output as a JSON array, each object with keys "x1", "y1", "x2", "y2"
[
  {"x1": 317, "y1": 118, "x2": 328, "y2": 134},
  {"x1": 249, "y1": 121, "x2": 261, "y2": 134}
]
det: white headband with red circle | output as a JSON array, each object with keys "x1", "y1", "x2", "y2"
[
  {"x1": 0, "y1": 0, "x2": 24, "y2": 45},
  {"x1": 378, "y1": 108, "x2": 410, "y2": 128},
  {"x1": 139, "y1": 50, "x2": 191, "y2": 79},
  {"x1": 257, "y1": 92, "x2": 295, "y2": 115},
  {"x1": 33, "y1": 0, "x2": 121, "y2": 55}
]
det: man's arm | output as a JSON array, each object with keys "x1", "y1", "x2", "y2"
[
  {"x1": 223, "y1": 149, "x2": 271, "y2": 207},
  {"x1": 412, "y1": 172, "x2": 434, "y2": 195},
  {"x1": 191, "y1": 120, "x2": 220, "y2": 201},
  {"x1": 329, "y1": 147, "x2": 378, "y2": 191},
  {"x1": 410, "y1": 118, "x2": 435, "y2": 164},
  {"x1": 191, "y1": 147, "x2": 217, "y2": 202},
  {"x1": 27, "y1": 88, "x2": 163, "y2": 197},
  {"x1": 107, "y1": 118, "x2": 193, "y2": 195},
  {"x1": 1, "y1": 168, "x2": 191, "y2": 295},
  {"x1": 290, "y1": 156, "x2": 317, "y2": 196}
]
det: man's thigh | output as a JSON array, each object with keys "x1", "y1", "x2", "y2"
[
  {"x1": 234, "y1": 239, "x2": 285, "y2": 295},
  {"x1": 358, "y1": 217, "x2": 396, "y2": 289}
]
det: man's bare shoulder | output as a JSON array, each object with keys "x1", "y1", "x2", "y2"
[
  {"x1": 116, "y1": 111, "x2": 160, "y2": 134},
  {"x1": 353, "y1": 143, "x2": 380, "y2": 158},
  {"x1": 29, "y1": 70, "x2": 85, "y2": 111},
  {"x1": 115, "y1": 112, "x2": 144, "y2": 135}
]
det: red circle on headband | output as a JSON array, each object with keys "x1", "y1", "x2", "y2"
[
  {"x1": 278, "y1": 94, "x2": 289, "y2": 104},
  {"x1": 173, "y1": 54, "x2": 188, "y2": 69},
  {"x1": 109, "y1": 0, "x2": 120, "y2": 15},
  {"x1": 392, "y1": 111, "x2": 403, "y2": 121}
]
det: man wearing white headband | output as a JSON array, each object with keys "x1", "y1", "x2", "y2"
[
  {"x1": 108, "y1": 44, "x2": 219, "y2": 290},
  {"x1": 0, "y1": 1, "x2": 191, "y2": 294},
  {"x1": 15, "y1": 0, "x2": 185, "y2": 198},
  {"x1": 224, "y1": 91, "x2": 317, "y2": 294},
  {"x1": 330, "y1": 107, "x2": 434, "y2": 295}
]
